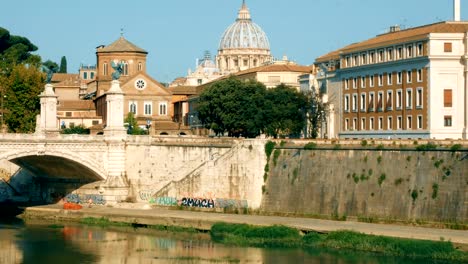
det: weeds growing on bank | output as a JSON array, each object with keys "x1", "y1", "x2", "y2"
[
  {"x1": 79, "y1": 217, "x2": 198, "y2": 233},
  {"x1": 80, "y1": 217, "x2": 132, "y2": 227},
  {"x1": 210, "y1": 222, "x2": 468, "y2": 262}
]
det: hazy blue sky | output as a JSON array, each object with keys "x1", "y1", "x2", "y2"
[{"x1": 0, "y1": 0, "x2": 463, "y2": 83}]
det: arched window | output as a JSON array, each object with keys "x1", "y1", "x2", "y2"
[
  {"x1": 103, "y1": 63, "x2": 108, "y2": 76},
  {"x1": 129, "y1": 101, "x2": 137, "y2": 114},
  {"x1": 159, "y1": 102, "x2": 167, "y2": 116},
  {"x1": 122, "y1": 62, "x2": 129, "y2": 76},
  {"x1": 138, "y1": 62, "x2": 142, "y2": 71}
]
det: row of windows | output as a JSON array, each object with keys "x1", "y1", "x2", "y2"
[
  {"x1": 344, "y1": 115, "x2": 424, "y2": 131},
  {"x1": 128, "y1": 101, "x2": 167, "y2": 116},
  {"x1": 82, "y1": 72, "x2": 95, "y2": 80},
  {"x1": 344, "y1": 88, "x2": 424, "y2": 113},
  {"x1": 344, "y1": 69, "x2": 423, "y2": 89},
  {"x1": 344, "y1": 42, "x2": 424, "y2": 68},
  {"x1": 344, "y1": 115, "x2": 453, "y2": 131},
  {"x1": 102, "y1": 61, "x2": 144, "y2": 76}
]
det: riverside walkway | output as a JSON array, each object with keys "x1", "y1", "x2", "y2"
[{"x1": 22, "y1": 204, "x2": 468, "y2": 247}]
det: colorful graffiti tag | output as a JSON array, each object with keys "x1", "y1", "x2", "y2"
[
  {"x1": 181, "y1": 197, "x2": 215, "y2": 208},
  {"x1": 150, "y1": 196, "x2": 178, "y2": 206},
  {"x1": 65, "y1": 193, "x2": 105, "y2": 205}
]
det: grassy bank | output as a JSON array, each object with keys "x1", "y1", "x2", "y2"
[{"x1": 211, "y1": 222, "x2": 468, "y2": 262}]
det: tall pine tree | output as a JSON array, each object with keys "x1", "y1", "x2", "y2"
[{"x1": 59, "y1": 56, "x2": 67, "y2": 73}]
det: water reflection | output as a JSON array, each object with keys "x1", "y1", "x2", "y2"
[{"x1": 0, "y1": 219, "x2": 456, "y2": 264}]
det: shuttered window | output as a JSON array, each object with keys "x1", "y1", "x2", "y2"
[{"x1": 444, "y1": 89, "x2": 452, "y2": 107}]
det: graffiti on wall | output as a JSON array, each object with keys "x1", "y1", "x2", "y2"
[
  {"x1": 138, "y1": 189, "x2": 248, "y2": 209},
  {"x1": 215, "y1": 198, "x2": 248, "y2": 209},
  {"x1": 65, "y1": 193, "x2": 106, "y2": 205},
  {"x1": 150, "y1": 196, "x2": 178, "y2": 206},
  {"x1": 139, "y1": 190, "x2": 154, "y2": 201},
  {"x1": 181, "y1": 197, "x2": 215, "y2": 208}
]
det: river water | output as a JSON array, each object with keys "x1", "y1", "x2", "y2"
[{"x1": 0, "y1": 218, "x2": 451, "y2": 264}]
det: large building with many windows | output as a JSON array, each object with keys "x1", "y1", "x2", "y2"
[{"x1": 315, "y1": 20, "x2": 468, "y2": 140}]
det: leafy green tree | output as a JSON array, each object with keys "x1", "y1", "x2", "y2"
[
  {"x1": 0, "y1": 28, "x2": 44, "y2": 133},
  {"x1": 263, "y1": 84, "x2": 307, "y2": 138},
  {"x1": 124, "y1": 112, "x2": 147, "y2": 135},
  {"x1": 2, "y1": 64, "x2": 44, "y2": 133},
  {"x1": 197, "y1": 77, "x2": 267, "y2": 138},
  {"x1": 59, "y1": 56, "x2": 67, "y2": 73},
  {"x1": 0, "y1": 27, "x2": 40, "y2": 70},
  {"x1": 42, "y1": 60, "x2": 59, "y2": 73}
]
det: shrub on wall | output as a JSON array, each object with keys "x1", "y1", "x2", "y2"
[
  {"x1": 416, "y1": 143, "x2": 437, "y2": 151},
  {"x1": 265, "y1": 141, "x2": 276, "y2": 160},
  {"x1": 304, "y1": 142, "x2": 317, "y2": 150}
]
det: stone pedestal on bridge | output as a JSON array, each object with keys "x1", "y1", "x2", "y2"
[
  {"x1": 37, "y1": 84, "x2": 59, "y2": 136},
  {"x1": 104, "y1": 80, "x2": 127, "y2": 139}
]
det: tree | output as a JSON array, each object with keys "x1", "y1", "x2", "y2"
[
  {"x1": 124, "y1": 112, "x2": 147, "y2": 135},
  {"x1": 0, "y1": 27, "x2": 40, "y2": 70},
  {"x1": 2, "y1": 64, "x2": 44, "y2": 133},
  {"x1": 197, "y1": 77, "x2": 267, "y2": 138},
  {"x1": 59, "y1": 56, "x2": 67, "y2": 73},
  {"x1": 42, "y1": 60, "x2": 59, "y2": 73},
  {"x1": 263, "y1": 84, "x2": 308, "y2": 138},
  {"x1": 0, "y1": 27, "x2": 44, "y2": 133},
  {"x1": 306, "y1": 89, "x2": 330, "y2": 139}
]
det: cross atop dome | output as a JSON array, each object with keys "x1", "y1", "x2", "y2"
[{"x1": 237, "y1": 0, "x2": 251, "y2": 21}]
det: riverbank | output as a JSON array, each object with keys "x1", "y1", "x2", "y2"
[{"x1": 19, "y1": 203, "x2": 468, "y2": 247}]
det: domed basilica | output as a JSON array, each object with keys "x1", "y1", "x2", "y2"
[{"x1": 216, "y1": 1, "x2": 272, "y2": 75}]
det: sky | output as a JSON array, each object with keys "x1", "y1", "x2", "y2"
[{"x1": 0, "y1": 0, "x2": 464, "y2": 83}]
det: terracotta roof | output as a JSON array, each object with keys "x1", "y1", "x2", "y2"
[
  {"x1": 315, "y1": 49, "x2": 341, "y2": 63},
  {"x1": 168, "y1": 85, "x2": 198, "y2": 95},
  {"x1": 316, "y1": 21, "x2": 468, "y2": 60},
  {"x1": 58, "y1": 100, "x2": 96, "y2": 111},
  {"x1": 235, "y1": 64, "x2": 313, "y2": 76},
  {"x1": 97, "y1": 36, "x2": 147, "y2": 54},
  {"x1": 344, "y1": 21, "x2": 468, "y2": 53},
  {"x1": 51, "y1": 73, "x2": 79, "y2": 83}
]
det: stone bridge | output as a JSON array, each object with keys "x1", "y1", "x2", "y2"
[{"x1": 0, "y1": 133, "x2": 129, "y2": 203}]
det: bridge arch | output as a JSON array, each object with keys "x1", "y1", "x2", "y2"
[{"x1": 1, "y1": 149, "x2": 107, "y2": 181}]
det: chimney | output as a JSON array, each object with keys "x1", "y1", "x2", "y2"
[{"x1": 454, "y1": 0, "x2": 461, "y2": 21}]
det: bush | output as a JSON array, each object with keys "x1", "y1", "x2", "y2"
[
  {"x1": 61, "y1": 124, "x2": 90, "y2": 134},
  {"x1": 375, "y1": 144, "x2": 385, "y2": 150},
  {"x1": 450, "y1": 144, "x2": 462, "y2": 152},
  {"x1": 273, "y1": 149, "x2": 281, "y2": 165},
  {"x1": 416, "y1": 143, "x2": 437, "y2": 151},
  {"x1": 304, "y1": 142, "x2": 317, "y2": 150},
  {"x1": 265, "y1": 141, "x2": 276, "y2": 159},
  {"x1": 378, "y1": 173, "x2": 386, "y2": 186}
]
